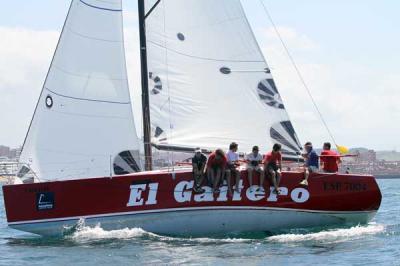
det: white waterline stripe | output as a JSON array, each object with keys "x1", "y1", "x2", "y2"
[{"x1": 8, "y1": 206, "x2": 376, "y2": 226}]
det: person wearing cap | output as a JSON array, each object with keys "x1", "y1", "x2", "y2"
[
  {"x1": 226, "y1": 142, "x2": 241, "y2": 193},
  {"x1": 192, "y1": 147, "x2": 207, "y2": 193},
  {"x1": 246, "y1": 146, "x2": 265, "y2": 192},
  {"x1": 300, "y1": 142, "x2": 319, "y2": 186},
  {"x1": 206, "y1": 149, "x2": 228, "y2": 193}
]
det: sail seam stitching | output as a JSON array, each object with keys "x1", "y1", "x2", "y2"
[
  {"x1": 148, "y1": 40, "x2": 265, "y2": 63},
  {"x1": 52, "y1": 64, "x2": 127, "y2": 81},
  {"x1": 66, "y1": 26, "x2": 122, "y2": 43}
]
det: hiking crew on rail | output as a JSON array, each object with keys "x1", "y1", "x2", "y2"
[{"x1": 191, "y1": 141, "x2": 341, "y2": 194}]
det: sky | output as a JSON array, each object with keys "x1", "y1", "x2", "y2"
[{"x1": 0, "y1": 0, "x2": 399, "y2": 151}]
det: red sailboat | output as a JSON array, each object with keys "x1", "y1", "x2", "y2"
[{"x1": 2, "y1": 0, "x2": 381, "y2": 237}]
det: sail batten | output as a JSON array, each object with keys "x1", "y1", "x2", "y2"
[{"x1": 43, "y1": 87, "x2": 131, "y2": 104}]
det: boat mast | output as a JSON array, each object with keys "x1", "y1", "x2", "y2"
[{"x1": 138, "y1": 0, "x2": 152, "y2": 171}]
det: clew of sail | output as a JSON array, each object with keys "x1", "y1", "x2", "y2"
[
  {"x1": 146, "y1": 0, "x2": 302, "y2": 159},
  {"x1": 19, "y1": 0, "x2": 141, "y2": 182}
]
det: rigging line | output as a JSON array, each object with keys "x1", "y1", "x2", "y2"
[
  {"x1": 162, "y1": 0, "x2": 175, "y2": 171},
  {"x1": 145, "y1": 0, "x2": 161, "y2": 19},
  {"x1": 259, "y1": 0, "x2": 337, "y2": 146}
]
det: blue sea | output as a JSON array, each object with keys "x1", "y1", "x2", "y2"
[{"x1": 1, "y1": 179, "x2": 399, "y2": 266}]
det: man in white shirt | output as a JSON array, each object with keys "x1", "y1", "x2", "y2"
[
  {"x1": 246, "y1": 145, "x2": 265, "y2": 192},
  {"x1": 226, "y1": 142, "x2": 241, "y2": 193}
]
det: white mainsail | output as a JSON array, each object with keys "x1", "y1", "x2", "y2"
[
  {"x1": 146, "y1": 0, "x2": 302, "y2": 158},
  {"x1": 19, "y1": 0, "x2": 141, "y2": 181}
]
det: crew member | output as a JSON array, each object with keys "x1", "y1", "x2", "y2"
[
  {"x1": 207, "y1": 149, "x2": 228, "y2": 193},
  {"x1": 264, "y1": 143, "x2": 282, "y2": 195},
  {"x1": 192, "y1": 147, "x2": 207, "y2": 193},
  {"x1": 226, "y1": 142, "x2": 241, "y2": 194},
  {"x1": 320, "y1": 142, "x2": 341, "y2": 173},
  {"x1": 246, "y1": 146, "x2": 265, "y2": 192},
  {"x1": 300, "y1": 142, "x2": 319, "y2": 186}
]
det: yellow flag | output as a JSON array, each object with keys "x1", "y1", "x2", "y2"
[{"x1": 336, "y1": 145, "x2": 349, "y2": 155}]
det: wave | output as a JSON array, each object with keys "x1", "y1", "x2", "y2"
[
  {"x1": 68, "y1": 220, "x2": 251, "y2": 244},
  {"x1": 71, "y1": 226, "x2": 251, "y2": 244},
  {"x1": 67, "y1": 219, "x2": 385, "y2": 245},
  {"x1": 267, "y1": 224, "x2": 385, "y2": 243},
  {"x1": 69, "y1": 224, "x2": 156, "y2": 241}
]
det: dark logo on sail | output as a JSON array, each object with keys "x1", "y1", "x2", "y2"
[
  {"x1": 177, "y1": 32, "x2": 185, "y2": 41},
  {"x1": 149, "y1": 72, "x2": 162, "y2": 95},
  {"x1": 152, "y1": 126, "x2": 167, "y2": 142},
  {"x1": 114, "y1": 150, "x2": 141, "y2": 175},
  {"x1": 257, "y1": 79, "x2": 284, "y2": 109},
  {"x1": 45, "y1": 95, "x2": 53, "y2": 108},
  {"x1": 270, "y1": 121, "x2": 302, "y2": 156},
  {"x1": 154, "y1": 126, "x2": 164, "y2": 138},
  {"x1": 220, "y1": 67, "x2": 231, "y2": 74},
  {"x1": 36, "y1": 192, "x2": 54, "y2": 211}
]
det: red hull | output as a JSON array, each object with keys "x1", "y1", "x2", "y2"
[{"x1": 2, "y1": 170, "x2": 381, "y2": 227}]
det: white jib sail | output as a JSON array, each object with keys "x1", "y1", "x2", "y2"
[
  {"x1": 146, "y1": 0, "x2": 302, "y2": 158},
  {"x1": 19, "y1": 0, "x2": 141, "y2": 182}
]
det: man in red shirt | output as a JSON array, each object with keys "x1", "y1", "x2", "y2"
[
  {"x1": 320, "y1": 142, "x2": 341, "y2": 173},
  {"x1": 207, "y1": 149, "x2": 229, "y2": 193},
  {"x1": 264, "y1": 143, "x2": 282, "y2": 194}
]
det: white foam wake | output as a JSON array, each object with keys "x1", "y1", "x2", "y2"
[
  {"x1": 182, "y1": 237, "x2": 251, "y2": 244},
  {"x1": 267, "y1": 224, "x2": 385, "y2": 243},
  {"x1": 70, "y1": 224, "x2": 250, "y2": 243},
  {"x1": 68, "y1": 220, "x2": 384, "y2": 244},
  {"x1": 67, "y1": 220, "x2": 250, "y2": 243},
  {"x1": 69, "y1": 223, "x2": 156, "y2": 241}
]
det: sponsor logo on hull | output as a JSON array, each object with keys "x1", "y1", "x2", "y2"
[
  {"x1": 127, "y1": 180, "x2": 310, "y2": 207},
  {"x1": 36, "y1": 192, "x2": 55, "y2": 211}
]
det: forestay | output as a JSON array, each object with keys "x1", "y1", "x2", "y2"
[
  {"x1": 19, "y1": 0, "x2": 141, "y2": 182},
  {"x1": 146, "y1": 0, "x2": 302, "y2": 158}
]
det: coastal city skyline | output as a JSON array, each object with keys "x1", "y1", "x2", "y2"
[{"x1": 2, "y1": 143, "x2": 399, "y2": 177}]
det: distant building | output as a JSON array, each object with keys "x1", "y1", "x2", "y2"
[
  {"x1": 356, "y1": 149, "x2": 377, "y2": 163},
  {"x1": 342, "y1": 148, "x2": 400, "y2": 176},
  {"x1": 367, "y1": 150, "x2": 377, "y2": 162},
  {"x1": 0, "y1": 145, "x2": 22, "y2": 160},
  {"x1": 0, "y1": 156, "x2": 9, "y2": 162},
  {"x1": 0, "y1": 145, "x2": 11, "y2": 158},
  {"x1": 9, "y1": 147, "x2": 22, "y2": 160}
]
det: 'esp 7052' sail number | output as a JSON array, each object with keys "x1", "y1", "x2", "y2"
[{"x1": 127, "y1": 180, "x2": 310, "y2": 207}]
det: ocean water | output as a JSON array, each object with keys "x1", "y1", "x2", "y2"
[{"x1": 1, "y1": 179, "x2": 399, "y2": 266}]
